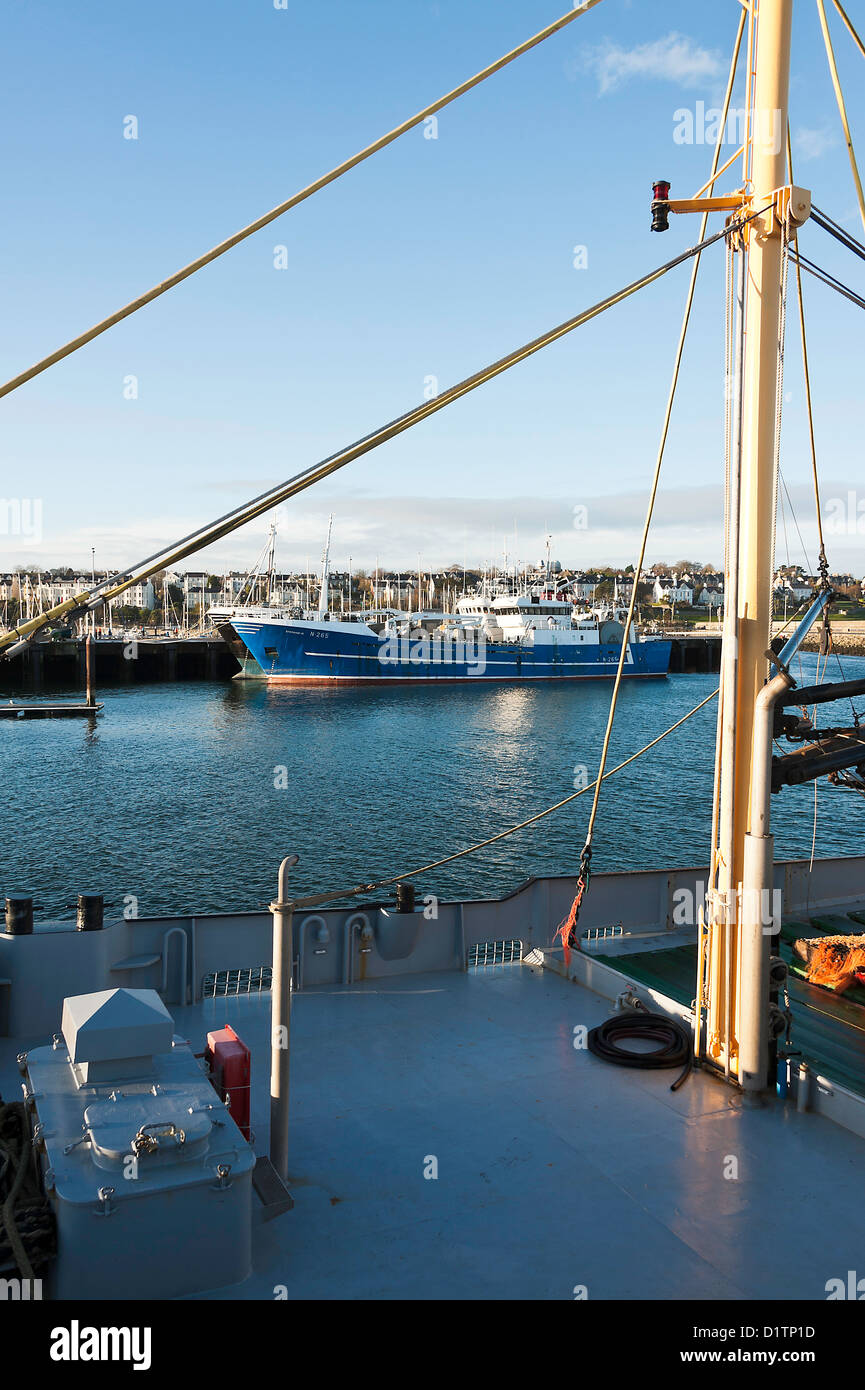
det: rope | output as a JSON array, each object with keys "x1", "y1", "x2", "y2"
[
  {"x1": 710, "y1": 228, "x2": 738, "y2": 890},
  {"x1": 768, "y1": 205, "x2": 792, "y2": 651},
  {"x1": 557, "y1": 5, "x2": 747, "y2": 951},
  {"x1": 0, "y1": 2, "x2": 605, "y2": 403},
  {"x1": 788, "y1": 130, "x2": 828, "y2": 583},
  {"x1": 1, "y1": 217, "x2": 753, "y2": 657},
  {"x1": 0, "y1": 1103, "x2": 36, "y2": 1281},
  {"x1": 287, "y1": 688, "x2": 719, "y2": 913},
  {"x1": 817, "y1": 0, "x2": 865, "y2": 237},
  {"x1": 0, "y1": 1095, "x2": 51, "y2": 1278}
]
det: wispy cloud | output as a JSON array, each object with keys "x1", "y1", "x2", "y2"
[
  {"x1": 19, "y1": 479, "x2": 858, "y2": 576},
  {"x1": 793, "y1": 125, "x2": 839, "y2": 162},
  {"x1": 579, "y1": 32, "x2": 723, "y2": 95}
]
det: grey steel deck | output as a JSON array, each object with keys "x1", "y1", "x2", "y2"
[
  {"x1": 165, "y1": 964, "x2": 864, "y2": 1301},
  {"x1": 4, "y1": 857, "x2": 865, "y2": 1301}
]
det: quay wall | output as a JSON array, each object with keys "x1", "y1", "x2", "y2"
[{"x1": 0, "y1": 636, "x2": 238, "y2": 690}]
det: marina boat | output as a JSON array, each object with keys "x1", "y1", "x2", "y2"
[{"x1": 3, "y1": 0, "x2": 865, "y2": 1347}]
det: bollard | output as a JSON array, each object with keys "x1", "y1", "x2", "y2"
[
  {"x1": 396, "y1": 882, "x2": 416, "y2": 914},
  {"x1": 76, "y1": 893, "x2": 104, "y2": 932},
  {"x1": 5, "y1": 895, "x2": 34, "y2": 935}
]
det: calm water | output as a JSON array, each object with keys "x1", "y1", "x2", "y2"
[{"x1": 3, "y1": 654, "x2": 863, "y2": 919}]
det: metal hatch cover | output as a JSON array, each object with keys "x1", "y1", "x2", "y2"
[{"x1": 84, "y1": 1092, "x2": 212, "y2": 1168}]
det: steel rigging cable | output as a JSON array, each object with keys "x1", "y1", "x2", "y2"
[
  {"x1": 790, "y1": 251, "x2": 865, "y2": 311},
  {"x1": 810, "y1": 205, "x2": 865, "y2": 264},
  {"x1": 1, "y1": 212, "x2": 766, "y2": 657}
]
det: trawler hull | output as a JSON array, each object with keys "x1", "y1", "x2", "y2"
[{"x1": 231, "y1": 619, "x2": 672, "y2": 683}]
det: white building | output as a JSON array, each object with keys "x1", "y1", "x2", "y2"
[
  {"x1": 653, "y1": 574, "x2": 694, "y2": 605},
  {"x1": 108, "y1": 581, "x2": 155, "y2": 611}
]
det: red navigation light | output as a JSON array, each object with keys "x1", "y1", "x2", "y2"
[{"x1": 651, "y1": 180, "x2": 671, "y2": 233}]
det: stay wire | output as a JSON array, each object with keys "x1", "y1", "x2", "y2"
[
  {"x1": 576, "y1": 7, "x2": 748, "y2": 892},
  {"x1": 2, "y1": 211, "x2": 766, "y2": 656},
  {"x1": 790, "y1": 251, "x2": 865, "y2": 312},
  {"x1": 811, "y1": 205, "x2": 865, "y2": 264},
  {"x1": 0, "y1": 1, "x2": 607, "y2": 403}
]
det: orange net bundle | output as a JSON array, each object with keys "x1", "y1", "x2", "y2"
[{"x1": 793, "y1": 934, "x2": 865, "y2": 993}]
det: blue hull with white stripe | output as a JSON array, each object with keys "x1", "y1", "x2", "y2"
[{"x1": 231, "y1": 619, "x2": 672, "y2": 684}]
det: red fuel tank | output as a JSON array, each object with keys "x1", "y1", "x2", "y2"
[{"x1": 205, "y1": 1025, "x2": 251, "y2": 1140}]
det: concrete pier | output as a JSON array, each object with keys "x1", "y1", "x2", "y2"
[{"x1": 667, "y1": 633, "x2": 721, "y2": 674}]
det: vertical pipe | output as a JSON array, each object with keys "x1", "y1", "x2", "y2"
[
  {"x1": 270, "y1": 853, "x2": 298, "y2": 1181},
  {"x1": 740, "y1": 670, "x2": 793, "y2": 1088}
]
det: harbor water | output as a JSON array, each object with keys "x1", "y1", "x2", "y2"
[{"x1": 3, "y1": 654, "x2": 864, "y2": 919}]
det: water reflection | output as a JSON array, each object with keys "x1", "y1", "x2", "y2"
[{"x1": 2, "y1": 657, "x2": 864, "y2": 919}]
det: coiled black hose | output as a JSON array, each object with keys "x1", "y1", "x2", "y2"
[{"x1": 587, "y1": 1011, "x2": 693, "y2": 1091}]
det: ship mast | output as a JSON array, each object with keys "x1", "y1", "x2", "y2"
[{"x1": 707, "y1": 0, "x2": 800, "y2": 1092}]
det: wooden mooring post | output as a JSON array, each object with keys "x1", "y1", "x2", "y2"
[{"x1": 85, "y1": 633, "x2": 95, "y2": 707}]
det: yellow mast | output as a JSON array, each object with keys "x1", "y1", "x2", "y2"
[{"x1": 707, "y1": 0, "x2": 801, "y2": 1088}]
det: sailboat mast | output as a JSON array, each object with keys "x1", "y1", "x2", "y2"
[
  {"x1": 318, "y1": 514, "x2": 333, "y2": 618},
  {"x1": 266, "y1": 523, "x2": 276, "y2": 605},
  {"x1": 710, "y1": 0, "x2": 795, "y2": 1091}
]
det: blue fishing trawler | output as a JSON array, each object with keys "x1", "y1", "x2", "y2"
[
  {"x1": 225, "y1": 531, "x2": 671, "y2": 684},
  {"x1": 229, "y1": 592, "x2": 671, "y2": 685}
]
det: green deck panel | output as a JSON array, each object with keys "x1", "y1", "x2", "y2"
[
  {"x1": 780, "y1": 917, "x2": 822, "y2": 945},
  {"x1": 592, "y1": 938, "x2": 865, "y2": 1097},
  {"x1": 591, "y1": 944, "x2": 697, "y2": 1007},
  {"x1": 809, "y1": 913, "x2": 865, "y2": 934}
]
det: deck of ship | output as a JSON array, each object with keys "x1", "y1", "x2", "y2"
[
  {"x1": 165, "y1": 962, "x2": 865, "y2": 1301},
  {"x1": 2, "y1": 857, "x2": 865, "y2": 1301}
]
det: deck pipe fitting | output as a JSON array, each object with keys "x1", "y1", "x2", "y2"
[
  {"x1": 295, "y1": 915, "x2": 330, "y2": 992},
  {"x1": 5, "y1": 894, "x2": 34, "y2": 935},
  {"x1": 796, "y1": 1061, "x2": 811, "y2": 1113}
]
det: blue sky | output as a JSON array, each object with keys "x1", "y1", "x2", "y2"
[{"x1": 1, "y1": 0, "x2": 863, "y2": 577}]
